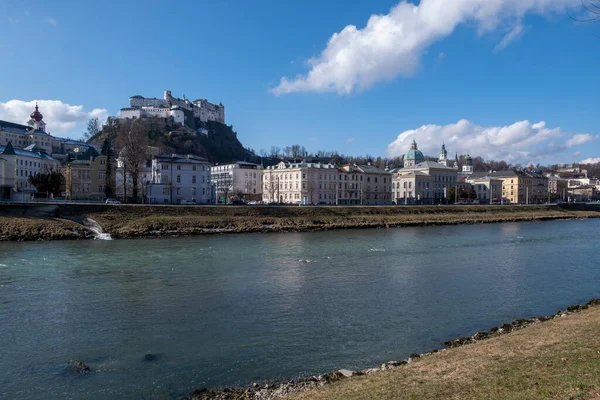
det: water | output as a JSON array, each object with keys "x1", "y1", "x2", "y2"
[{"x1": 1, "y1": 219, "x2": 599, "y2": 399}]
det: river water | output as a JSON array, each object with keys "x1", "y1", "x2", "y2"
[{"x1": 1, "y1": 219, "x2": 599, "y2": 399}]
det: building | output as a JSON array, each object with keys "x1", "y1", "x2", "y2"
[
  {"x1": 337, "y1": 164, "x2": 392, "y2": 205},
  {"x1": 146, "y1": 154, "x2": 212, "y2": 204},
  {"x1": 547, "y1": 175, "x2": 568, "y2": 202},
  {"x1": 0, "y1": 141, "x2": 60, "y2": 200},
  {"x1": 119, "y1": 90, "x2": 225, "y2": 126},
  {"x1": 0, "y1": 104, "x2": 92, "y2": 159},
  {"x1": 438, "y1": 143, "x2": 448, "y2": 166},
  {"x1": 261, "y1": 161, "x2": 392, "y2": 205},
  {"x1": 469, "y1": 170, "x2": 549, "y2": 204},
  {"x1": 393, "y1": 142, "x2": 458, "y2": 204},
  {"x1": 65, "y1": 147, "x2": 112, "y2": 201},
  {"x1": 467, "y1": 176, "x2": 503, "y2": 203},
  {"x1": 211, "y1": 162, "x2": 262, "y2": 203},
  {"x1": 458, "y1": 154, "x2": 474, "y2": 178},
  {"x1": 403, "y1": 139, "x2": 425, "y2": 167},
  {"x1": 568, "y1": 185, "x2": 598, "y2": 202}
]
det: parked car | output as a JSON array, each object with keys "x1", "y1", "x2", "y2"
[
  {"x1": 180, "y1": 199, "x2": 196, "y2": 205},
  {"x1": 105, "y1": 198, "x2": 121, "y2": 204}
]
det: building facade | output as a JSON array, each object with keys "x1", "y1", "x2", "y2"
[
  {"x1": 65, "y1": 148, "x2": 112, "y2": 201},
  {"x1": 211, "y1": 162, "x2": 261, "y2": 203},
  {"x1": 261, "y1": 161, "x2": 392, "y2": 205},
  {"x1": 0, "y1": 104, "x2": 92, "y2": 159},
  {"x1": 469, "y1": 170, "x2": 549, "y2": 204},
  {"x1": 120, "y1": 90, "x2": 225, "y2": 126},
  {"x1": 467, "y1": 176, "x2": 503, "y2": 203},
  {"x1": 0, "y1": 142, "x2": 60, "y2": 200},
  {"x1": 392, "y1": 157, "x2": 458, "y2": 204},
  {"x1": 147, "y1": 154, "x2": 212, "y2": 204}
]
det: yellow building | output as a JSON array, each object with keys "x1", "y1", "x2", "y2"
[
  {"x1": 470, "y1": 170, "x2": 548, "y2": 204},
  {"x1": 65, "y1": 148, "x2": 113, "y2": 201}
]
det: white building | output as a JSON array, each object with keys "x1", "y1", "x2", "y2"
[
  {"x1": 0, "y1": 104, "x2": 91, "y2": 158},
  {"x1": 261, "y1": 161, "x2": 392, "y2": 205},
  {"x1": 119, "y1": 90, "x2": 225, "y2": 125},
  {"x1": 146, "y1": 154, "x2": 212, "y2": 204},
  {"x1": 467, "y1": 176, "x2": 503, "y2": 203},
  {"x1": 393, "y1": 141, "x2": 458, "y2": 204},
  {"x1": 0, "y1": 141, "x2": 60, "y2": 200},
  {"x1": 211, "y1": 162, "x2": 261, "y2": 203}
]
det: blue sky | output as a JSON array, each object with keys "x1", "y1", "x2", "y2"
[{"x1": 1, "y1": 0, "x2": 599, "y2": 165}]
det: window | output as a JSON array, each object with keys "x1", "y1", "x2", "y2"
[
  {"x1": 163, "y1": 188, "x2": 169, "y2": 195},
  {"x1": 177, "y1": 175, "x2": 181, "y2": 183},
  {"x1": 177, "y1": 165, "x2": 181, "y2": 170},
  {"x1": 192, "y1": 176, "x2": 196, "y2": 184},
  {"x1": 176, "y1": 188, "x2": 181, "y2": 195},
  {"x1": 193, "y1": 165, "x2": 196, "y2": 171},
  {"x1": 162, "y1": 164, "x2": 168, "y2": 170}
]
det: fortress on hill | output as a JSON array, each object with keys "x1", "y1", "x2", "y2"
[{"x1": 119, "y1": 90, "x2": 225, "y2": 128}]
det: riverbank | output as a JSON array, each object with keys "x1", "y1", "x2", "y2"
[
  {"x1": 190, "y1": 299, "x2": 600, "y2": 399},
  {"x1": 1, "y1": 203, "x2": 599, "y2": 241}
]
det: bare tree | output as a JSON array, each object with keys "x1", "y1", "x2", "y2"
[
  {"x1": 117, "y1": 121, "x2": 150, "y2": 203},
  {"x1": 570, "y1": 1, "x2": 600, "y2": 22},
  {"x1": 84, "y1": 118, "x2": 100, "y2": 142},
  {"x1": 269, "y1": 146, "x2": 281, "y2": 157}
]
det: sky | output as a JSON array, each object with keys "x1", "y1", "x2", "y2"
[{"x1": 1, "y1": 0, "x2": 599, "y2": 165}]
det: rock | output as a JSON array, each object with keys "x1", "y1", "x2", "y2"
[
  {"x1": 363, "y1": 368, "x2": 380, "y2": 375},
  {"x1": 338, "y1": 369, "x2": 355, "y2": 378},
  {"x1": 252, "y1": 383, "x2": 259, "y2": 388},
  {"x1": 586, "y1": 298, "x2": 600, "y2": 307},
  {"x1": 143, "y1": 353, "x2": 160, "y2": 362},
  {"x1": 410, "y1": 353, "x2": 420, "y2": 359},
  {"x1": 472, "y1": 331, "x2": 490, "y2": 341},
  {"x1": 319, "y1": 370, "x2": 345, "y2": 383},
  {"x1": 68, "y1": 360, "x2": 91, "y2": 374}
]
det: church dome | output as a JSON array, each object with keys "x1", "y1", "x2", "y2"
[
  {"x1": 405, "y1": 139, "x2": 425, "y2": 162},
  {"x1": 30, "y1": 103, "x2": 43, "y2": 122}
]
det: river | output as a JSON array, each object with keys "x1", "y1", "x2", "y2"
[{"x1": 1, "y1": 219, "x2": 599, "y2": 399}]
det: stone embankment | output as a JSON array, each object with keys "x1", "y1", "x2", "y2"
[
  {"x1": 1, "y1": 203, "x2": 599, "y2": 241},
  {"x1": 186, "y1": 298, "x2": 600, "y2": 400}
]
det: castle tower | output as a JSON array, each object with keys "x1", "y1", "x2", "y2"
[{"x1": 438, "y1": 143, "x2": 448, "y2": 166}]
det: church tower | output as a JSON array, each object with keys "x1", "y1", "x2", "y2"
[
  {"x1": 438, "y1": 143, "x2": 448, "y2": 166},
  {"x1": 27, "y1": 103, "x2": 46, "y2": 132},
  {"x1": 462, "y1": 154, "x2": 473, "y2": 175}
]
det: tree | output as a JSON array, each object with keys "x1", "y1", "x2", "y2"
[
  {"x1": 29, "y1": 171, "x2": 63, "y2": 196},
  {"x1": 117, "y1": 120, "x2": 150, "y2": 203},
  {"x1": 570, "y1": 1, "x2": 600, "y2": 22},
  {"x1": 101, "y1": 138, "x2": 115, "y2": 199},
  {"x1": 269, "y1": 146, "x2": 281, "y2": 157},
  {"x1": 84, "y1": 118, "x2": 101, "y2": 142},
  {"x1": 447, "y1": 185, "x2": 456, "y2": 204}
]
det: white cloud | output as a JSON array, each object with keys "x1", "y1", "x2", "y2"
[
  {"x1": 386, "y1": 118, "x2": 592, "y2": 164},
  {"x1": 494, "y1": 23, "x2": 525, "y2": 53},
  {"x1": 565, "y1": 133, "x2": 595, "y2": 147},
  {"x1": 0, "y1": 100, "x2": 108, "y2": 137},
  {"x1": 347, "y1": 138, "x2": 356, "y2": 143},
  {"x1": 271, "y1": 0, "x2": 577, "y2": 95},
  {"x1": 580, "y1": 158, "x2": 600, "y2": 165},
  {"x1": 47, "y1": 17, "x2": 57, "y2": 25}
]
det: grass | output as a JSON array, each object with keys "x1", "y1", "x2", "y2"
[
  {"x1": 1, "y1": 204, "x2": 599, "y2": 240},
  {"x1": 290, "y1": 307, "x2": 600, "y2": 400}
]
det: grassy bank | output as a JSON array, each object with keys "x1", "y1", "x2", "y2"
[
  {"x1": 1, "y1": 203, "x2": 599, "y2": 241},
  {"x1": 289, "y1": 305, "x2": 600, "y2": 400}
]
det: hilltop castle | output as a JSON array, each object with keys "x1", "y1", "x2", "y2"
[{"x1": 119, "y1": 90, "x2": 225, "y2": 128}]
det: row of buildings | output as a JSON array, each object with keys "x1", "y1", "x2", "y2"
[{"x1": 1, "y1": 105, "x2": 597, "y2": 204}]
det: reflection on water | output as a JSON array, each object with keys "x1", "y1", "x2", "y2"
[{"x1": 1, "y1": 219, "x2": 599, "y2": 399}]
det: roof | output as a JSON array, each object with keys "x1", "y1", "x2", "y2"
[
  {"x1": 404, "y1": 148, "x2": 425, "y2": 161},
  {"x1": 356, "y1": 164, "x2": 391, "y2": 174},
  {"x1": 0, "y1": 119, "x2": 47, "y2": 136},
  {"x1": 397, "y1": 171, "x2": 432, "y2": 178},
  {"x1": 154, "y1": 154, "x2": 209, "y2": 164},
  {"x1": 401, "y1": 161, "x2": 457, "y2": 171},
  {"x1": 67, "y1": 147, "x2": 101, "y2": 162},
  {"x1": 2, "y1": 142, "x2": 16, "y2": 155},
  {"x1": 0, "y1": 143, "x2": 56, "y2": 161}
]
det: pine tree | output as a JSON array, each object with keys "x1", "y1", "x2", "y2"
[{"x1": 101, "y1": 138, "x2": 115, "y2": 199}]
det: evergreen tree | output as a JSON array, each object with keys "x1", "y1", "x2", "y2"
[{"x1": 101, "y1": 138, "x2": 115, "y2": 198}]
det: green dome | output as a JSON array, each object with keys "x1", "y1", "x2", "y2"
[{"x1": 405, "y1": 139, "x2": 425, "y2": 162}]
